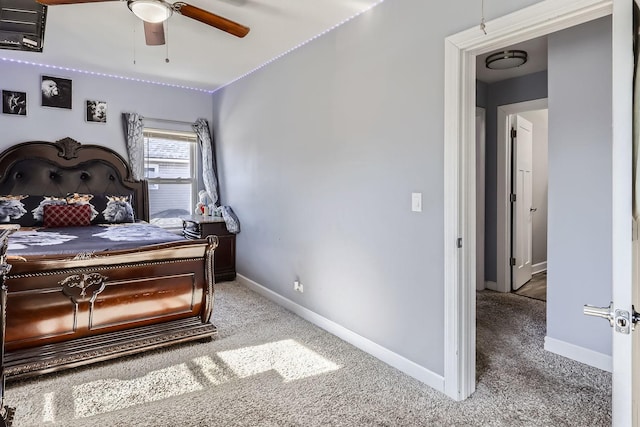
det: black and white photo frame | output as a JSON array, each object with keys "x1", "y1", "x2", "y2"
[
  {"x1": 41, "y1": 75, "x2": 72, "y2": 109},
  {"x1": 2, "y1": 90, "x2": 27, "y2": 116},
  {"x1": 85, "y1": 100, "x2": 107, "y2": 123}
]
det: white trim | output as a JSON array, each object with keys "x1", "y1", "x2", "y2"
[
  {"x1": 544, "y1": 336, "x2": 612, "y2": 372},
  {"x1": 446, "y1": 0, "x2": 612, "y2": 53},
  {"x1": 497, "y1": 99, "x2": 549, "y2": 293},
  {"x1": 443, "y1": 0, "x2": 612, "y2": 402},
  {"x1": 484, "y1": 281, "x2": 498, "y2": 291},
  {"x1": 532, "y1": 262, "x2": 547, "y2": 275},
  {"x1": 236, "y1": 274, "x2": 445, "y2": 393},
  {"x1": 444, "y1": 36, "x2": 471, "y2": 401}
]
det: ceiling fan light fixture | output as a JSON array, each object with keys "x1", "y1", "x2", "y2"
[
  {"x1": 128, "y1": 0, "x2": 173, "y2": 23},
  {"x1": 485, "y1": 50, "x2": 528, "y2": 70}
]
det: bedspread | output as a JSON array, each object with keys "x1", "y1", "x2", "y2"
[{"x1": 7, "y1": 222, "x2": 184, "y2": 256}]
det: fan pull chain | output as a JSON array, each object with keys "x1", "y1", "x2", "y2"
[
  {"x1": 480, "y1": 0, "x2": 487, "y2": 35},
  {"x1": 132, "y1": 20, "x2": 137, "y2": 65},
  {"x1": 165, "y1": 20, "x2": 170, "y2": 63}
]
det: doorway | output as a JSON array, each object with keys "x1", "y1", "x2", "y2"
[
  {"x1": 511, "y1": 108, "x2": 548, "y2": 298},
  {"x1": 476, "y1": 96, "x2": 549, "y2": 296},
  {"x1": 442, "y1": 0, "x2": 621, "y2": 405},
  {"x1": 445, "y1": 2, "x2": 636, "y2": 423},
  {"x1": 503, "y1": 104, "x2": 549, "y2": 298}
]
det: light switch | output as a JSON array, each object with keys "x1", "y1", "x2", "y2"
[{"x1": 411, "y1": 192, "x2": 422, "y2": 212}]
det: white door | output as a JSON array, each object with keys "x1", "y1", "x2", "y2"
[
  {"x1": 583, "y1": 1, "x2": 636, "y2": 425},
  {"x1": 632, "y1": 3, "x2": 640, "y2": 424},
  {"x1": 611, "y1": 0, "x2": 637, "y2": 424},
  {"x1": 632, "y1": 1, "x2": 640, "y2": 423},
  {"x1": 511, "y1": 115, "x2": 533, "y2": 290},
  {"x1": 632, "y1": 227, "x2": 639, "y2": 426}
]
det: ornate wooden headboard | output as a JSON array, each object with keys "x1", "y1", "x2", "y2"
[{"x1": 0, "y1": 137, "x2": 149, "y2": 221}]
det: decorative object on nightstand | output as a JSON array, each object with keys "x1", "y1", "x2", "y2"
[
  {"x1": 182, "y1": 215, "x2": 236, "y2": 282},
  {"x1": 195, "y1": 190, "x2": 214, "y2": 216}
]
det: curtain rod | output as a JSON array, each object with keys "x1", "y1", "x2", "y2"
[{"x1": 141, "y1": 116, "x2": 195, "y2": 126}]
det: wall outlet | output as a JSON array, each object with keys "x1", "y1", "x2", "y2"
[{"x1": 294, "y1": 280, "x2": 304, "y2": 293}]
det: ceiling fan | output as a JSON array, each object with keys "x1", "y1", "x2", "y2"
[{"x1": 35, "y1": 0, "x2": 250, "y2": 46}]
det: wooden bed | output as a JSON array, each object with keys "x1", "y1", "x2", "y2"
[{"x1": 0, "y1": 137, "x2": 218, "y2": 379}]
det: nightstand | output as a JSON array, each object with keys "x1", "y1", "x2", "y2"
[{"x1": 182, "y1": 215, "x2": 236, "y2": 282}]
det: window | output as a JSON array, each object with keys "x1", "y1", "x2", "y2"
[
  {"x1": 143, "y1": 128, "x2": 198, "y2": 229},
  {"x1": 144, "y1": 164, "x2": 159, "y2": 190}
]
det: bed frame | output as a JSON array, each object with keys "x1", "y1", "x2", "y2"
[{"x1": 0, "y1": 137, "x2": 218, "y2": 379}]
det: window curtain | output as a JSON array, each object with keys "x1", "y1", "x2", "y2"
[
  {"x1": 192, "y1": 118, "x2": 240, "y2": 234},
  {"x1": 122, "y1": 112, "x2": 144, "y2": 181},
  {"x1": 192, "y1": 118, "x2": 219, "y2": 206}
]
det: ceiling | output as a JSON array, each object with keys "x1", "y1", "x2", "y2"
[
  {"x1": 0, "y1": 0, "x2": 382, "y2": 92},
  {"x1": 476, "y1": 35, "x2": 548, "y2": 84}
]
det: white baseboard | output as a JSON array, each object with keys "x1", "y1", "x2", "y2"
[
  {"x1": 532, "y1": 262, "x2": 547, "y2": 274},
  {"x1": 485, "y1": 281, "x2": 498, "y2": 291},
  {"x1": 236, "y1": 274, "x2": 445, "y2": 393},
  {"x1": 544, "y1": 336, "x2": 612, "y2": 372}
]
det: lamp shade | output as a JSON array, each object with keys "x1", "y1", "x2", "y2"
[
  {"x1": 128, "y1": 0, "x2": 172, "y2": 23},
  {"x1": 485, "y1": 50, "x2": 528, "y2": 70}
]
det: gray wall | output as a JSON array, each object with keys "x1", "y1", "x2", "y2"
[
  {"x1": 547, "y1": 16, "x2": 612, "y2": 355},
  {"x1": 476, "y1": 81, "x2": 488, "y2": 109},
  {"x1": 210, "y1": 0, "x2": 544, "y2": 377},
  {"x1": 0, "y1": 61, "x2": 213, "y2": 157},
  {"x1": 2, "y1": 0, "x2": 613, "y2": 384},
  {"x1": 484, "y1": 71, "x2": 548, "y2": 282},
  {"x1": 519, "y1": 109, "x2": 548, "y2": 266}
]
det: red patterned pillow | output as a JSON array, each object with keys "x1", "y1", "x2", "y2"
[{"x1": 43, "y1": 204, "x2": 92, "y2": 228}]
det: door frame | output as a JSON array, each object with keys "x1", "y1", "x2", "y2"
[
  {"x1": 495, "y1": 99, "x2": 548, "y2": 293},
  {"x1": 443, "y1": 0, "x2": 614, "y2": 402}
]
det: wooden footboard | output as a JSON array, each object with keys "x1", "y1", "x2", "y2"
[{"x1": 3, "y1": 236, "x2": 218, "y2": 379}]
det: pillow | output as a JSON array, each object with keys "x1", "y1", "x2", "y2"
[
  {"x1": 0, "y1": 195, "x2": 52, "y2": 227},
  {"x1": 0, "y1": 193, "x2": 134, "y2": 226},
  {"x1": 64, "y1": 193, "x2": 99, "y2": 221},
  {"x1": 31, "y1": 196, "x2": 68, "y2": 223},
  {"x1": 43, "y1": 204, "x2": 93, "y2": 228},
  {"x1": 0, "y1": 195, "x2": 29, "y2": 224},
  {"x1": 92, "y1": 194, "x2": 135, "y2": 224}
]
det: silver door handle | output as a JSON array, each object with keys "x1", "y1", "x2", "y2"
[
  {"x1": 583, "y1": 302, "x2": 614, "y2": 326},
  {"x1": 584, "y1": 302, "x2": 640, "y2": 334}
]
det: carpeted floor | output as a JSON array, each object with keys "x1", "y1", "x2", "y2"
[{"x1": 6, "y1": 282, "x2": 610, "y2": 426}]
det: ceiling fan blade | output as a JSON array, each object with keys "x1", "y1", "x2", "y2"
[
  {"x1": 173, "y1": 2, "x2": 249, "y2": 38},
  {"x1": 37, "y1": 0, "x2": 116, "y2": 5},
  {"x1": 143, "y1": 21, "x2": 165, "y2": 46}
]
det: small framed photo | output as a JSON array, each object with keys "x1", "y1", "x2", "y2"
[
  {"x1": 41, "y1": 75, "x2": 72, "y2": 109},
  {"x1": 2, "y1": 90, "x2": 27, "y2": 116},
  {"x1": 86, "y1": 100, "x2": 107, "y2": 123}
]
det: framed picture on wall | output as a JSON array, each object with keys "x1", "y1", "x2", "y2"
[
  {"x1": 41, "y1": 75, "x2": 72, "y2": 109},
  {"x1": 2, "y1": 90, "x2": 27, "y2": 116},
  {"x1": 85, "y1": 100, "x2": 107, "y2": 123}
]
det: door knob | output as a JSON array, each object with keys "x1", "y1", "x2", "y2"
[
  {"x1": 583, "y1": 302, "x2": 614, "y2": 326},
  {"x1": 584, "y1": 302, "x2": 638, "y2": 334}
]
